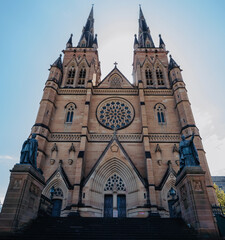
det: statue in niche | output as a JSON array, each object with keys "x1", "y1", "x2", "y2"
[
  {"x1": 179, "y1": 132, "x2": 200, "y2": 170},
  {"x1": 20, "y1": 133, "x2": 38, "y2": 168}
]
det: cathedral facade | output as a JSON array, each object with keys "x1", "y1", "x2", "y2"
[{"x1": 31, "y1": 7, "x2": 217, "y2": 218}]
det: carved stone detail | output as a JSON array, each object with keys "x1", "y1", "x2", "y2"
[
  {"x1": 173, "y1": 144, "x2": 179, "y2": 153},
  {"x1": 155, "y1": 144, "x2": 162, "y2": 153},
  {"x1": 93, "y1": 89, "x2": 138, "y2": 95},
  {"x1": 193, "y1": 180, "x2": 203, "y2": 192},
  {"x1": 157, "y1": 160, "x2": 162, "y2": 166},
  {"x1": 51, "y1": 143, "x2": 58, "y2": 153},
  {"x1": 68, "y1": 159, "x2": 73, "y2": 165},
  {"x1": 29, "y1": 183, "x2": 40, "y2": 196},
  {"x1": 69, "y1": 143, "x2": 76, "y2": 153},
  {"x1": 144, "y1": 89, "x2": 173, "y2": 96},
  {"x1": 50, "y1": 159, "x2": 55, "y2": 165},
  {"x1": 149, "y1": 134, "x2": 180, "y2": 142},
  {"x1": 12, "y1": 179, "x2": 22, "y2": 190},
  {"x1": 50, "y1": 134, "x2": 81, "y2": 142},
  {"x1": 58, "y1": 89, "x2": 87, "y2": 95},
  {"x1": 111, "y1": 144, "x2": 119, "y2": 152},
  {"x1": 175, "y1": 160, "x2": 180, "y2": 166}
]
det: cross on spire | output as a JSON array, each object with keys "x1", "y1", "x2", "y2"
[{"x1": 114, "y1": 62, "x2": 118, "y2": 68}]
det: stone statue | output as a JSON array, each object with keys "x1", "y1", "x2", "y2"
[
  {"x1": 179, "y1": 132, "x2": 200, "y2": 170},
  {"x1": 20, "y1": 133, "x2": 38, "y2": 168}
]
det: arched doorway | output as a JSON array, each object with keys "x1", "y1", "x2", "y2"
[
  {"x1": 52, "y1": 199, "x2": 62, "y2": 217},
  {"x1": 103, "y1": 173, "x2": 127, "y2": 218},
  {"x1": 51, "y1": 187, "x2": 64, "y2": 217}
]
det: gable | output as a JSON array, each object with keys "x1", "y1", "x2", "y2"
[{"x1": 97, "y1": 67, "x2": 134, "y2": 88}]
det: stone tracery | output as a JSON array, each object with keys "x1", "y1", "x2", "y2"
[{"x1": 97, "y1": 98, "x2": 134, "y2": 130}]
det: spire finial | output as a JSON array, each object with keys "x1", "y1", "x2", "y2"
[{"x1": 114, "y1": 62, "x2": 118, "y2": 68}]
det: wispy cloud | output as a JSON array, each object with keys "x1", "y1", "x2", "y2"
[{"x1": 0, "y1": 155, "x2": 18, "y2": 160}]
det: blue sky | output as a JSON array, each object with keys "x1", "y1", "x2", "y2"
[{"x1": 0, "y1": 0, "x2": 225, "y2": 202}]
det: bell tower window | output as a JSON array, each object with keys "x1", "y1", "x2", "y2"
[
  {"x1": 66, "y1": 66, "x2": 75, "y2": 85},
  {"x1": 156, "y1": 67, "x2": 164, "y2": 85},
  {"x1": 78, "y1": 67, "x2": 86, "y2": 86},
  {"x1": 145, "y1": 67, "x2": 153, "y2": 86}
]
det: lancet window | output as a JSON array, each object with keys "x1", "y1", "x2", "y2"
[
  {"x1": 145, "y1": 67, "x2": 153, "y2": 86},
  {"x1": 78, "y1": 67, "x2": 86, "y2": 86},
  {"x1": 65, "y1": 103, "x2": 76, "y2": 123},
  {"x1": 155, "y1": 103, "x2": 166, "y2": 124},
  {"x1": 156, "y1": 67, "x2": 164, "y2": 85},
  {"x1": 66, "y1": 66, "x2": 75, "y2": 85}
]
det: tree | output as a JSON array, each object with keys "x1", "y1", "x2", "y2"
[{"x1": 214, "y1": 183, "x2": 225, "y2": 209}]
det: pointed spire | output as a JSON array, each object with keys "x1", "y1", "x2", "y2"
[
  {"x1": 159, "y1": 34, "x2": 165, "y2": 50},
  {"x1": 77, "y1": 6, "x2": 95, "y2": 48},
  {"x1": 138, "y1": 6, "x2": 155, "y2": 48},
  {"x1": 169, "y1": 55, "x2": 180, "y2": 71},
  {"x1": 51, "y1": 54, "x2": 63, "y2": 72},
  {"x1": 66, "y1": 34, "x2": 73, "y2": 48}
]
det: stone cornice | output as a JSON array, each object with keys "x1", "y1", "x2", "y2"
[
  {"x1": 47, "y1": 132, "x2": 181, "y2": 143},
  {"x1": 144, "y1": 89, "x2": 173, "y2": 96},
  {"x1": 58, "y1": 89, "x2": 87, "y2": 95},
  {"x1": 92, "y1": 89, "x2": 138, "y2": 95}
]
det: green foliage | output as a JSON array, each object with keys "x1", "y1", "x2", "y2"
[{"x1": 214, "y1": 183, "x2": 225, "y2": 208}]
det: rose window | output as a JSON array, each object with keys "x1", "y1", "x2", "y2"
[
  {"x1": 97, "y1": 98, "x2": 134, "y2": 130},
  {"x1": 104, "y1": 174, "x2": 126, "y2": 192}
]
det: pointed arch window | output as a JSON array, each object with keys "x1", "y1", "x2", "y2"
[
  {"x1": 78, "y1": 67, "x2": 86, "y2": 86},
  {"x1": 154, "y1": 103, "x2": 166, "y2": 124},
  {"x1": 145, "y1": 67, "x2": 153, "y2": 86},
  {"x1": 66, "y1": 66, "x2": 75, "y2": 85},
  {"x1": 104, "y1": 174, "x2": 126, "y2": 192},
  {"x1": 65, "y1": 103, "x2": 76, "y2": 123},
  {"x1": 156, "y1": 67, "x2": 164, "y2": 85}
]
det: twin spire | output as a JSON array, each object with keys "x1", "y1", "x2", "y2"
[{"x1": 52, "y1": 6, "x2": 180, "y2": 70}]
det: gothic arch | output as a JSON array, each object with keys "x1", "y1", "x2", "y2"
[
  {"x1": 160, "y1": 174, "x2": 177, "y2": 212},
  {"x1": 64, "y1": 102, "x2": 76, "y2": 123},
  {"x1": 82, "y1": 157, "x2": 146, "y2": 215},
  {"x1": 154, "y1": 103, "x2": 166, "y2": 124},
  {"x1": 42, "y1": 173, "x2": 69, "y2": 213},
  {"x1": 153, "y1": 59, "x2": 167, "y2": 87},
  {"x1": 91, "y1": 158, "x2": 138, "y2": 194}
]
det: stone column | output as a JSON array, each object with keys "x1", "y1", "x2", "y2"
[
  {"x1": 0, "y1": 164, "x2": 45, "y2": 232},
  {"x1": 175, "y1": 166, "x2": 218, "y2": 237}
]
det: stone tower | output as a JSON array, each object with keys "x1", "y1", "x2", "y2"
[{"x1": 16, "y1": 6, "x2": 218, "y2": 219}]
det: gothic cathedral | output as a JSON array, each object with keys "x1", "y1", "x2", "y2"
[{"x1": 29, "y1": 6, "x2": 217, "y2": 218}]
